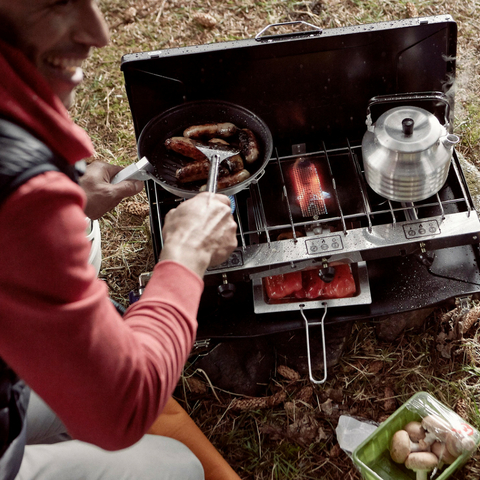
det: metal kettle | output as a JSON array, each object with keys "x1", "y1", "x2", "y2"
[{"x1": 362, "y1": 92, "x2": 459, "y2": 202}]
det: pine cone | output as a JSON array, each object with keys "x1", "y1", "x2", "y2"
[
  {"x1": 277, "y1": 365, "x2": 301, "y2": 382},
  {"x1": 230, "y1": 390, "x2": 286, "y2": 411},
  {"x1": 455, "y1": 397, "x2": 469, "y2": 420},
  {"x1": 230, "y1": 397, "x2": 270, "y2": 411},
  {"x1": 123, "y1": 201, "x2": 150, "y2": 218},
  {"x1": 268, "y1": 390, "x2": 287, "y2": 407},
  {"x1": 124, "y1": 7, "x2": 137, "y2": 23},
  {"x1": 406, "y1": 2, "x2": 418, "y2": 18},
  {"x1": 193, "y1": 12, "x2": 217, "y2": 29},
  {"x1": 461, "y1": 305, "x2": 480, "y2": 334},
  {"x1": 296, "y1": 386, "x2": 313, "y2": 404},
  {"x1": 186, "y1": 377, "x2": 207, "y2": 395}
]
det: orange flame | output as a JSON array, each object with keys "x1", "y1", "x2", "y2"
[{"x1": 291, "y1": 158, "x2": 327, "y2": 217}]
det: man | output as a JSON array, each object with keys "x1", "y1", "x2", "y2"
[{"x1": 0, "y1": 1, "x2": 238, "y2": 479}]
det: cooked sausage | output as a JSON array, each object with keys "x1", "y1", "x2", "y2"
[
  {"x1": 200, "y1": 169, "x2": 251, "y2": 191},
  {"x1": 184, "y1": 123, "x2": 238, "y2": 139},
  {"x1": 176, "y1": 160, "x2": 230, "y2": 184},
  {"x1": 165, "y1": 136, "x2": 207, "y2": 162},
  {"x1": 238, "y1": 128, "x2": 260, "y2": 163},
  {"x1": 277, "y1": 231, "x2": 304, "y2": 240}
]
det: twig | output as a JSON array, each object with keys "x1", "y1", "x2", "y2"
[{"x1": 155, "y1": 0, "x2": 168, "y2": 22}]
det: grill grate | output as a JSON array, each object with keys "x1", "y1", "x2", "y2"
[{"x1": 147, "y1": 137, "x2": 479, "y2": 274}]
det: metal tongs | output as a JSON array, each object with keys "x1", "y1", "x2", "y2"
[{"x1": 194, "y1": 143, "x2": 239, "y2": 193}]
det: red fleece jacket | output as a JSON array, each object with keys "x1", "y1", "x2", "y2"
[{"x1": 0, "y1": 40, "x2": 203, "y2": 450}]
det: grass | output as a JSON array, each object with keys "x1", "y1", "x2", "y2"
[{"x1": 74, "y1": 0, "x2": 480, "y2": 478}]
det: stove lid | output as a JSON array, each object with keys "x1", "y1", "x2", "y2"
[{"x1": 121, "y1": 15, "x2": 456, "y2": 156}]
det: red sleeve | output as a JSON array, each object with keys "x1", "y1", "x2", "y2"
[{"x1": 0, "y1": 171, "x2": 203, "y2": 450}]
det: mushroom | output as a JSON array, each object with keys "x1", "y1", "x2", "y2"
[
  {"x1": 446, "y1": 431, "x2": 476, "y2": 458},
  {"x1": 390, "y1": 430, "x2": 426, "y2": 463},
  {"x1": 431, "y1": 441, "x2": 457, "y2": 468},
  {"x1": 405, "y1": 452, "x2": 439, "y2": 480},
  {"x1": 404, "y1": 421, "x2": 426, "y2": 443},
  {"x1": 420, "y1": 414, "x2": 452, "y2": 448}
]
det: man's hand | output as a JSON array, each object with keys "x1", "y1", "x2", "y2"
[
  {"x1": 79, "y1": 161, "x2": 144, "y2": 219},
  {"x1": 160, "y1": 193, "x2": 238, "y2": 278}
]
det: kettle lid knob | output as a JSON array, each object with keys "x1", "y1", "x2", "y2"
[{"x1": 402, "y1": 118, "x2": 414, "y2": 136}]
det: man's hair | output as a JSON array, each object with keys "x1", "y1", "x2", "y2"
[{"x1": 0, "y1": 14, "x2": 35, "y2": 62}]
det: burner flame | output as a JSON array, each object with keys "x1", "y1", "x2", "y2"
[{"x1": 291, "y1": 158, "x2": 327, "y2": 217}]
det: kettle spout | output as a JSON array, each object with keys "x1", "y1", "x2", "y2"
[{"x1": 442, "y1": 133, "x2": 460, "y2": 148}]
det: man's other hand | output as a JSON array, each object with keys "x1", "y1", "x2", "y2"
[{"x1": 79, "y1": 161, "x2": 144, "y2": 219}]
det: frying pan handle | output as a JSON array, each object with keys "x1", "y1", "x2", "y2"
[{"x1": 111, "y1": 157, "x2": 154, "y2": 184}]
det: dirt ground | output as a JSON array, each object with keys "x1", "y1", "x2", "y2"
[{"x1": 80, "y1": 1, "x2": 480, "y2": 479}]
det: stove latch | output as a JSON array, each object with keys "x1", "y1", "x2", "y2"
[{"x1": 415, "y1": 242, "x2": 436, "y2": 267}]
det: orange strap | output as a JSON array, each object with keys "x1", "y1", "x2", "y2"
[{"x1": 148, "y1": 397, "x2": 241, "y2": 480}]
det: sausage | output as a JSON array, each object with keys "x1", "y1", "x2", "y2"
[
  {"x1": 200, "y1": 169, "x2": 251, "y2": 191},
  {"x1": 165, "y1": 137, "x2": 207, "y2": 162},
  {"x1": 277, "y1": 231, "x2": 304, "y2": 241},
  {"x1": 175, "y1": 160, "x2": 211, "y2": 183},
  {"x1": 238, "y1": 128, "x2": 260, "y2": 163},
  {"x1": 184, "y1": 122, "x2": 238, "y2": 139},
  {"x1": 175, "y1": 160, "x2": 230, "y2": 184}
]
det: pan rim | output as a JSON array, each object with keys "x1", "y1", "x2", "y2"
[{"x1": 137, "y1": 99, "x2": 273, "y2": 198}]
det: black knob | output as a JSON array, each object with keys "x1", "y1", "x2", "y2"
[
  {"x1": 415, "y1": 251, "x2": 435, "y2": 267},
  {"x1": 402, "y1": 118, "x2": 414, "y2": 136},
  {"x1": 318, "y1": 266, "x2": 336, "y2": 283},
  {"x1": 217, "y1": 283, "x2": 236, "y2": 299}
]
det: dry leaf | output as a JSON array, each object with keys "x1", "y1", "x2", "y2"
[
  {"x1": 286, "y1": 413, "x2": 324, "y2": 446},
  {"x1": 368, "y1": 360, "x2": 384, "y2": 374},
  {"x1": 383, "y1": 387, "x2": 396, "y2": 412},
  {"x1": 329, "y1": 443, "x2": 342, "y2": 458},
  {"x1": 321, "y1": 398, "x2": 334, "y2": 416},
  {"x1": 326, "y1": 388, "x2": 343, "y2": 403},
  {"x1": 284, "y1": 401, "x2": 296, "y2": 416}
]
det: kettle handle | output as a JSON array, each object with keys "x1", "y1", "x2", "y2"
[{"x1": 365, "y1": 91, "x2": 452, "y2": 129}]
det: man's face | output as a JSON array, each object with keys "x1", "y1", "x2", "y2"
[{"x1": 0, "y1": 0, "x2": 109, "y2": 108}]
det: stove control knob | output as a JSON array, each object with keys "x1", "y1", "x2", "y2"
[
  {"x1": 217, "y1": 283, "x2": 236, "y2": 299},
  {"x1": 218, "y1": 274, "x2": 236, "y2": 299},
  {"x1": 318, "y1": 266, "x2": 336, "y2": 283}
]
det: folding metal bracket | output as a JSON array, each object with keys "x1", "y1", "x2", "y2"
[{"x1": 301, "y1": 303, "x2": 328, "y2": 384}]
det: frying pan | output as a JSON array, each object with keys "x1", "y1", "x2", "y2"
[{"x1": 135, "y1": 100, "x2": 273, "y2": 198}]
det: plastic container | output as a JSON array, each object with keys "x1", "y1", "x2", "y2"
[{"x1": 352, "y1": 392, "x2": 480, "y2": 480}]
